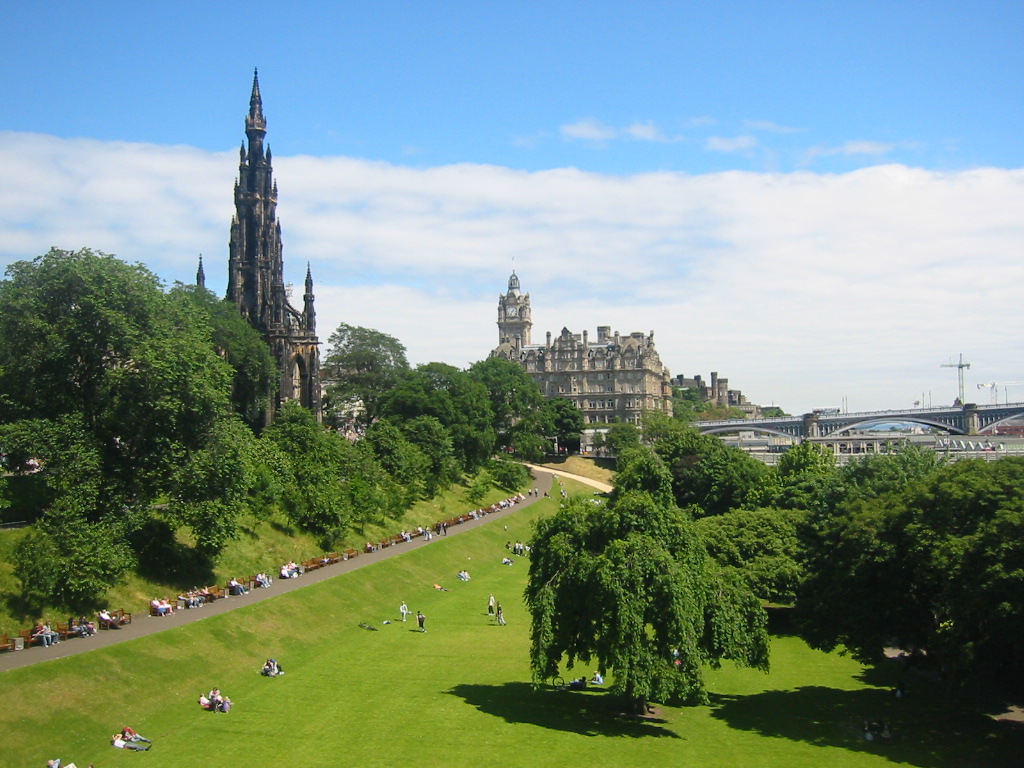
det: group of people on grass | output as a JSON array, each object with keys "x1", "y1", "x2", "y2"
[{"x1": 198, "y1": 687, "x2": 233, "y2": 713}]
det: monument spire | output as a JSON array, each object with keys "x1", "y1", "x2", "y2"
[{"x1": 226, "y1": 70, "x2": 321, "y2": 424}]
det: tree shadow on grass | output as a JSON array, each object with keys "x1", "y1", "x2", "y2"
[
  {"x1": 709, "y1": 685, "x2": 1024, "y2": 768},
  {"x1": 448, "y1": 682, "x2": 681, "y2": 738},
  {"x1": 130, "y1": 519, "x2": 215, "y2": 589}
]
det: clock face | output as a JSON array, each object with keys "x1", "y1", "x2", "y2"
[{"x1": 506, "y1": 304, "x2": 518, "y2": 317}]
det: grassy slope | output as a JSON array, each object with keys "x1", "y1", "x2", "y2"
[
  {"x1": 2, "y1": 478, "x2": 1020, "y2": 767},
  {"x1": 0, "y1": 476, "x2": 525, "y2": 636}
]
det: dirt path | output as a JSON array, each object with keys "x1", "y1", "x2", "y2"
[
  {"x1": 0, "y1": 465, "x2": 600, "y2": 674},
  {"x1": 525, "y1": 463, "x2": 614, "y2": 494}
]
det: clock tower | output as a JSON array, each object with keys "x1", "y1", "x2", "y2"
[{"x1": 497, "y1": 270, "x2": 532, "y2": 347}]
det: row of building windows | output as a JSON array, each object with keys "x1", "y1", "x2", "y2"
[{"x1": 585, "y1": 414, "x2": 638, "y2": 424}]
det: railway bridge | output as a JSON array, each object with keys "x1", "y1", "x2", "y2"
[{"x1": 694, "y1": 403, "x2": 1024, "y2": 440}]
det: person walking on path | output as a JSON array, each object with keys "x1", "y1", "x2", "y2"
[
  {"x1": 400, "y1": 601, "x2": 410, "y2": 622},
  {"x1": 416, "y1": 610, "x2": 426, "y2": 632},
  {"x1": 496, "y1": 603, "x2": 506, "y2": 626},
  {"x1": 487, "y1": 594, "x2": 495, "y2": 616}
]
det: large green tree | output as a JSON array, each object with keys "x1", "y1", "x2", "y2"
[
  {"x1": 644, "y1": 413, "x2": 769, "y2": 516},
  {"x1": 0, "y1": 249, "x2": 234, "y2": 507},
  {"x1": 394, "y1": 415, "x2": 459, "y2": 497},
  {"x1": 362, "y1": 420, "x2": 429, "y2": 505},
  {"x1": 0, "y1": 250, "x2": 244, "y2": 606},
  {"x1": 381, "y1": 362, "x2": 496, "y2": 473},
  {"x1": 541, "y1": 397, "x2": 584, "y2": 454},
  {"x1": 526, "y1": 447, "x2": 769, "y2": 713},
  {"x1": 262, "y1": 401, "x2": 354, "y2": 544},
  {"x1": 468, "y1": 356, "x2": 544, "y2": 448},
  {"x1": 769, "y1": 441, "x2": 838, "y2": 512},
  {"x1": 173, "y1": 285, "x2": 277, "y2": 432},
  {"x1": 797, "y1": 457, "x2": 1024, "y2": 686},
  {"x1": 322, "y1": 323, "x2": 409, "y2": 428},
  {"x1": 695, "y1": 507, "x2": 806, "y2": 604}
]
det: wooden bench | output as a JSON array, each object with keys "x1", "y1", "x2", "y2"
[
  {"x1": 19, "y1": 628, "x2": 45, "y2": 646},
  {"x1": 324, "y1": 552, "x2": 342, "y2": 564},
  {"x1": 343, "y1": 548, "x2": 358, "y2": 560},
  {"x1": 0, "y1": 633, "x2": 17, "y2": 652},
  {"x1": 205, "y1": 585, "x2": 227, "y2": 601},
  {"x1": 98, "y1": 609, "x2": 131, "y2": 629}
]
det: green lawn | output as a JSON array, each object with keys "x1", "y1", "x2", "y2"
[{"x1": 2, "y1": 488, "x2": 1020, "y2": 767}]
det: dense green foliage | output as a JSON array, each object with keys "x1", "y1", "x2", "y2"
[
  {"x1": 381, "y1": 362, "x2": 497, "y2": 473},
  {"x1": 0, "y1": 249, "x2": 237, "y2": 607},
  {"x1": 526, "y1": 447, "x2": 769, "y2": 711},
  {"x1": 468, "y1": 356, "x2": 544, "y2": 448},
  {"x1": 695, "y1": 507, "x2": 806, "y2": 604},
  {"x1": 798, "y1": 457, "x2": 1024, "y2": 687},
  {"x1": 173, "y1": 285, "x2": 278, "y2": 432},
  {"x1": 322, "y1": 322, "x2": 410, "y2": 427},
  {"x1": 644, "y1": 412, "x2": 770, "y2": 516}
]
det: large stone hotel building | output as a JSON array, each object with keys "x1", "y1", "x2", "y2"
[{"x1": 490, "y1": 271, "x2": 674, "y2": 425}]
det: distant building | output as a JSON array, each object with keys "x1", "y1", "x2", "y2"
[
  {"x1": 490, "y1": 271, "x2": 673, "y2": 425},
  {"x1": 672, "y1": 372, "x2": 759, "y2": 416},
  {"x1": 218, "y1": 70, "x2": 321, "y2": 423}
]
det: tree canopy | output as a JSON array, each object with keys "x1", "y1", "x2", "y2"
[
  {"x1": 526, "y1": 447, "x2": 769, "y2": 712},
  {"x1": 381, "y1": 362, "x2": 496, "y2": 473},
  {"x1": 173, "y1": 284, "x2": 278, "y2": 432},
  {"x1": 797, "y1": 456, "x2": 1024, "y2": 687},
  {"x1": 322, "y1": 323, "x2": 409, "y2": 427},
  {"x1": 0, "y1": 249, "x2": 241, "y2": 607},
  {"x1": 468, "y1": 356, "x2": 544, "y2": 448}
]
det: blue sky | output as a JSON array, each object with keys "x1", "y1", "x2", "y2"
[
  {"x1": 6, "y1": 2, "x2": 1022, "y2": 173},
  {"x1": 2, "y1": 2, "x2": 1023, "y2": 413}
]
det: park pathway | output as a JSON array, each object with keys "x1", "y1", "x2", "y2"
[{"x1": 0, "y1": 464, "x2": 610, "y2": 674}]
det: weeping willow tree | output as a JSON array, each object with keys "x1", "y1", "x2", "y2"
[{"x1": 525, "y1": 448, "x2": 769, "y2": 713}]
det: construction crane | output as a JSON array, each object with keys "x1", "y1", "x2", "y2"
[
  {"x1": 977, "y1": 381, "x2": 1024, "y2": 404},
  {"x1": 941, "y1": 354, "x2": 971, "y2": 404}
]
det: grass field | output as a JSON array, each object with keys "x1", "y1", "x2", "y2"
[{"x1": 2, "y1": 480, "x2": 1021, "y2": 767}]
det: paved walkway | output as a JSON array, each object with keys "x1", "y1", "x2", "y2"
[{"x1": 0, "y1": 465, "x2": 609, "y2": 674}]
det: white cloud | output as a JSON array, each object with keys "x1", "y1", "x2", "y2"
[
  {"x1": 2, "y1": 131, "x2": 1022, "y2": 415},
  {"x1": 560, "y1": 118, "x2": 618, "y2": 143},
  {"x1": 706, "y1": 135, "x2": 759, "y2": 153},
  {"x1": 624, "y1": 122, "x2": 684, "y2": 143},
  {"x1": 805, "y1": 139, "x2": 898, "y2": 161},
  {"x1": 561, "y1": 119, "x2": 683, "y2": 145}
]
